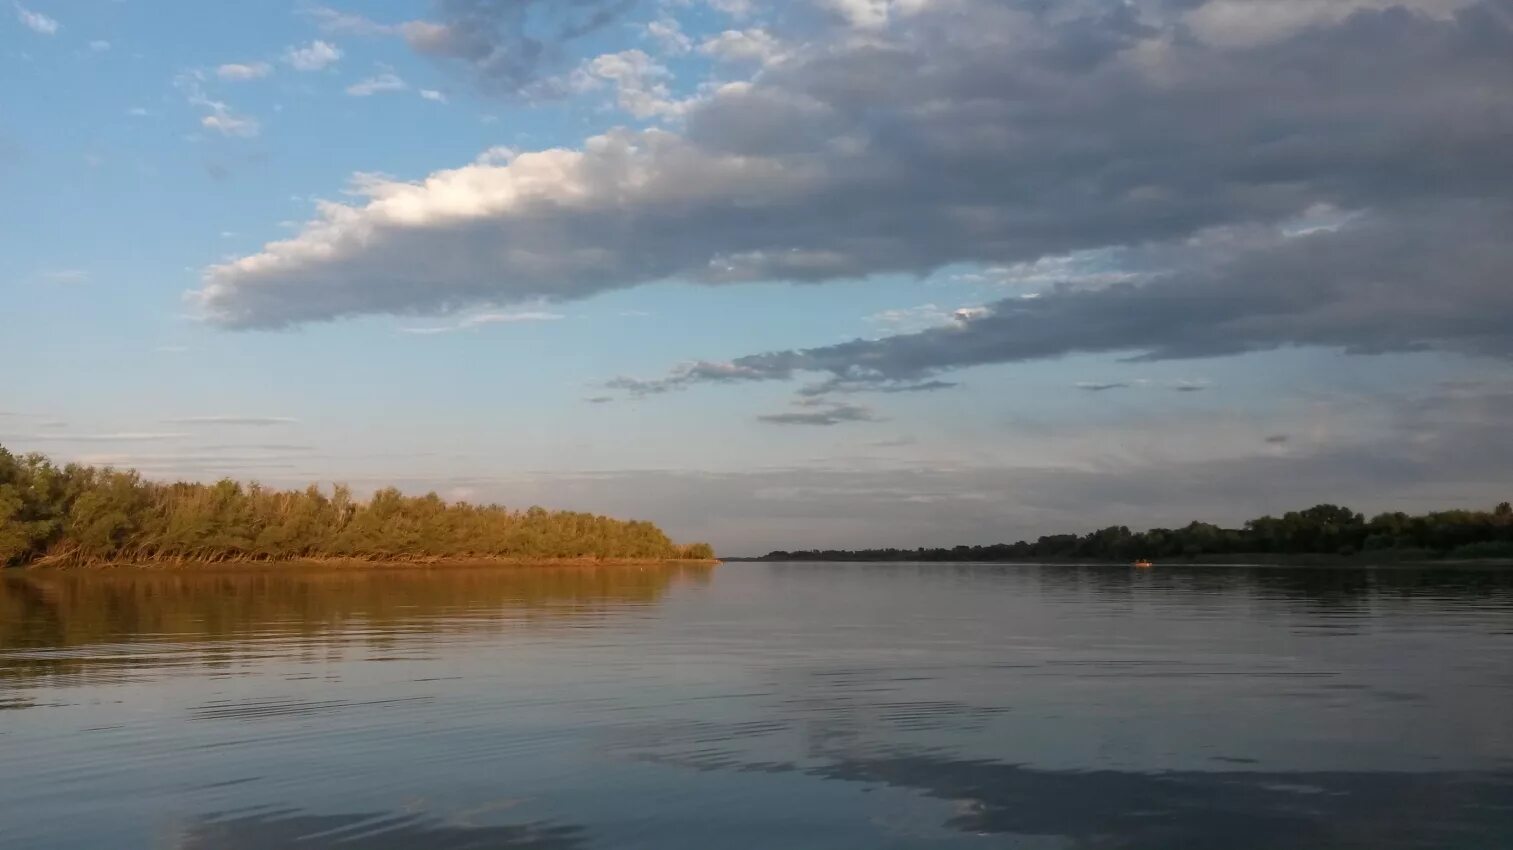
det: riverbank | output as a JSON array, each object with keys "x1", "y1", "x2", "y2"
[{"x1": 10, "y1": 556, "x2": 722, "y2": 572}]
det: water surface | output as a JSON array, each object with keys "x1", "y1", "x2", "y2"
[{"x1": 3, "y1": 562, "x2": 1511, "y2": 849}]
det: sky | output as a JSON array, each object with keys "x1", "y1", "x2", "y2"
[{"x1": 3, "y1": 0, "x2": 1512, "y2": 554}]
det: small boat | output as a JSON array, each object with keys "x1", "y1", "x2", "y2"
[{"x1": 1133, "y1": 559, "x2": 1154, "y2": 568}]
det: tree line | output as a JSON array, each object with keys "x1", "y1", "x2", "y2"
[
  {"x1": 755, "y1": 503, "x2": 1513, "y2": 563},
  {"x1": 0, "y1": 446, "x2": 715, "y2": 567}
]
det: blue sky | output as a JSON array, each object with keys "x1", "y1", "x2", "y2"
[{"x1": 4, "y1": 0, "x2": 1512, "y2": 552}]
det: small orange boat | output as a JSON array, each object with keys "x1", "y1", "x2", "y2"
[{"x1": 1133, "y1": 559, "x2": 1154, "y2": 568}]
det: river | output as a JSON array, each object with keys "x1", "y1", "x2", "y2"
[{"x1": 2, "y1": 561, "x2": 1511, "y2": 848}]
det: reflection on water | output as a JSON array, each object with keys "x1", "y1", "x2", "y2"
[
  {"x1": 2, "y1": 562, "x2": 1512, "y2": 849},
  {"x1": 0, "y1": 564, "x2": 713, "y2": 684}
]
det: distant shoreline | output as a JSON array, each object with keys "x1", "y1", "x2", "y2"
[{"x1": 723, "y1": 555, "x2": 1512, "y2": 568}]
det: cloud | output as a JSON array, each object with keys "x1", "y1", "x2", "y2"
[
  {"x1": 284, "y1": 40, "x2": 342, "y2": 71},
  {"x1": 758, "y1": 400, "x2": 880, "y2": 426},
  {"x1": 398, "y1": 310, "x2": 565, "y2": 334},
  {"x1": 646, "y1": 18, "x2": 691, "y2": 55},
  {"x1": 585, "y1": 396, "x2": 614, "y2": 404},
  {"x1": 305, "y1": 6, "x2": 394, "y2": 36},
  {"x1": 820, "y1": 0, "x2": 909, "y2": 30},
  {"x1": 796, "y1": 377, "x2": 957, "y2": 397},
  {"x1": 194, "y1": 0, "x2": 1513, "y2": 338},
  {"x1": 128, "y1": 107, "x2": 150, "y2": 117},
  {"x1": 217, "y1": 62, "x2": 271, "y2": 81},
  {"x1": 88, "y1": 39, "x2": 109, "y2": 52},
  {"x1": 619, "y1": 203, "x2": 1513, "y2": 393},
  {"x1": 14, "y1": 4, "x2": 57, "y2": 35},
  {"x1": 346, "y1": 72, "x2": 407, "y2": 96},
  {"x1": 398, "y1": 0, "x2": 637, "y2": 96},
  {"x1": 1264, "y1": 434, "x2": 1291, "y2": 445},
  {"x1": 202, "y1": 113, "x2": 260, "y2": 137},
  {"x1": 572, "y1": 49, "x2": 686, "y2": 119},
  {"x1": 867, "y1": 304, "x2": 986, "y2": 333},
  {"x1": 1076, "y1": 382, "x2": 1130, "y2": 392},
  {"x1": 703, "y1": 0, "x2": 756, "y2": 19},
  {"x1": 162, "y1": 416, "x2": 299, "y2": 426},
  {"x1": 418, "y1": 88, "x2": 447, "y2": 102},
  {"x1": 177, "y1": 72, "x2": 260, "y2": 137},
  {"x1": 698, "y1": 28, "x2": 782, "y2": 64}
]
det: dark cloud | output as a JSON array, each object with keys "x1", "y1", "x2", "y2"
[
  {"x1": 758, "y1": 401, "x2": 879, "y2": 426},
  {"x1": 1077, "y1": 382, "x2": 1130, "y2": 392},
  {"x1": 403, "y1": 0, "x2": 636, "y2": 95},
  {"x1": 199, "y1": 0, "x2": 1513, "y2": 331},
  {"x1": 796, "y1": 378, "x2": 959, "y2": 397},
  {"x1": 636, "y1": 203, "x2": 1513, "y2": 390},
  {"x1": 1265, "y1": 434, "x2": 1290, "y2": 445}
]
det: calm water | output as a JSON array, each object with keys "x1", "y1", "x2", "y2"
[{"x1": 2, "y1": 562, "x2": 1512, "y2": 849}]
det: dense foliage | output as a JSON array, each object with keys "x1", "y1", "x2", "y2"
[
  {"x1": 0, "y1": 446, "x2": 715, "y2": 567},
  {"x1": 757, "y1": 503, "x2": 1513, "y2": 563}
]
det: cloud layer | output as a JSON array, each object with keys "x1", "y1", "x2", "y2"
[
  {"x1": 627, "y1": 204, "x2": 1513, "y2": 392},
  {"x1": 196, "y1": 0, "x2": 1513, "y2": 396}
]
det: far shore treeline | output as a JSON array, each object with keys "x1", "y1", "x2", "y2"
[
  {"x1": 0, "y1": 446, "x2": 715, "y2": 568},
  {"x1": 752, "y1": 503, "x2": 1513, "y2": 564}
]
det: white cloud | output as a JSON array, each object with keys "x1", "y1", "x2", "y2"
[
  {"x1": 14, "y1": 3, "x2": 58, "y2": 35},
  {"x1": 704, "y1": 0, "x2": 755, "y2": 18},
  {"x1": 304, "y1": 6, "x2": 395, "y2": 36},
  {"x1": 419, "y1": 88, "x2": 447, "y2": 103},
  {"x1": 284, "y1": 40, "x2": 341, "y2": 71},
  {"x1": 646, "y1": 18, "x2": 691, "y2": 55},
  {"x1": 177, "y1": 71, "x2": 260, "y2": 138},
  {"x1": 473, "y1": 145, "x2": 516, "y2": 164},
  {"x1": 399, "y1": 311, "x2": 565, "y2": 334},
  {"x1": 202, "y1": 113, "x2": 259, "y2": 137},
  {"x1": 217, "y1": 62, "x2": 272, "y2": 81},
  {"x1": 867, "y1": 303, "x2": 985, "y2": 332},
  {"x1": 194, "y1": 128, "x2": 814, "y2": 326},
  {"x1": 346, "y1": 72, "x2": 407, "y2": 96},
  {"x1": 698, "y1": 29, "x2": 782, "y2": 64},
  {"x1": 88, "y1": 39, "x2": 110, "y2": 52},
  {"x1": 573, "y1": 49, "x2": 686, "y2": 120},
  {"x1": 127, "y1": 106, "x2": 150, "y2": 117}
]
